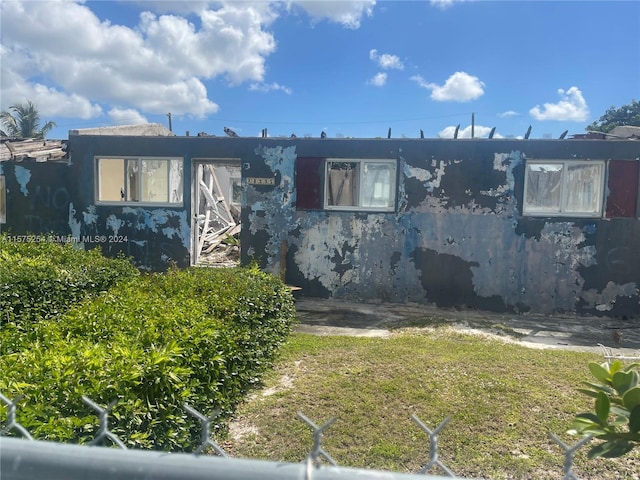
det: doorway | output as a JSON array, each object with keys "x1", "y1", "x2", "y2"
[{"x1": 192, "y1": 159, "x2": 241, "y2": 266}]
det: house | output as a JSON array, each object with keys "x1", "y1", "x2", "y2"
[{"x1": 1, "y1": 129, "x2": 639, "y2": 317}]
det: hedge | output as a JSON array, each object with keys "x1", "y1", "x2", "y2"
[
  {"x1": 0, "y1": 235, "x2": 138, "y2": 327},
  {"x1": 0, "y1": 266, "x2": 296, "y2": 451}
]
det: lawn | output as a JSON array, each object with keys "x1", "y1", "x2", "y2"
[{"x1": 224, "y1": 328, "x2": 640, "y2": 479}]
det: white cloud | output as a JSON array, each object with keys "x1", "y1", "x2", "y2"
[
  {"x1": 108, "y1": 108, "x2": 148, "y2": 125},
  {"x1": 250, "y1": 82, "x2": 293, "y2": 94},
  {"x1": 369, "y1": 49, "x2": 404, "y2": 70},
  {"x1": 410, "y1": 74, "x2": 429, "y2": 89},
  {"x1": 367, "y1": 72, "x2": 387, "y2": 87},
  {"x1": 0, "y1": 42, "x2": 103, "y2": 120},
  {"x1": 411, "y1": 72, "x2": 484, "y2": 102},
  {"x1": 529, "y1": 87, "x2": 590, "y2": 121},
  {"x1": 290, "y1": 1, "x2": 376, "y2": 29},
  {"x1": 438, "y1": 124, "x2": 502, "y2": 139},
  {"x1": 0, "y1": 0, "x2": 278, "y2": 119},
  {"x1": 430, "y1": 0, "x2": 469, "y2": 9},
  {"x1": 498, "y1": 110, "x2": 519, "y2": 118}
]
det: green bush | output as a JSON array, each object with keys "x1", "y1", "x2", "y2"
[
  {"x1": 0, "y1": 235, "x2": 138, "y2": 327},
  {"x1": 571, "y1": 360, "x2": 640, "y2": 458},
  {"x1": 0, "y1": 266, "x2": 296, "y2": 451}
]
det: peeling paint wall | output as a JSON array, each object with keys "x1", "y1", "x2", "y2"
[
  {"x1": 241, "y1": 138, "x2": 640, "y2": 318},
  {"x1": 4, "y1": 135, "x2": 639, "y2": 317},
  {"x1": 1, "y1": 162, "x2": 72, "y2": 236},
  {"x1": 64, "y1": 135, "x2": 196, "y2": 270}
]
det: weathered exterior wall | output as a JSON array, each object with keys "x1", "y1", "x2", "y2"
[
  {"x1": 65, "y1": 135, "x2": 195, "y2": 270},
  {"x1": 242, "y1": 138, "x2": 640, "y2": 317},
  {"x1": 3, "y1": 135, "x2": 639, "y2": 316},
  {"x1": 1, "y1": 161, "x2": 73, "y2": 236}
]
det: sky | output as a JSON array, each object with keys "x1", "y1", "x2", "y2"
[{"x1": 1, "y1": 0, "x2": 639, "y2": 140}]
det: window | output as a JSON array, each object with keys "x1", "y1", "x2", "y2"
[
  {"x1": 324, "y1": 159, "x2": 396, "y2": 211},
  {"x1": 523, "y1": 160, "x2": 605, "y2": 217},
  {"x1": 96, "y1": 157, "x2": 183, "y2": 205}
]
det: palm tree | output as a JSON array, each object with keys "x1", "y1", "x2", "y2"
[{"x1": 0, "y1": 101, "x2": 57, "y2": 139}]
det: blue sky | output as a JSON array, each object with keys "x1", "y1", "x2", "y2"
[{"x1": 1, "y1": 0, "x2": 639, "y2": 139}]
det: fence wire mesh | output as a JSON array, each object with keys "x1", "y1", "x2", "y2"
[{"x1": 0, "y1": 392, "x2": 596, "y2": 480}]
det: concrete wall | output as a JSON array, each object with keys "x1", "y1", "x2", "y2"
[{"x1": 3, "y1": 135, "x2": 639, "y2": 316}]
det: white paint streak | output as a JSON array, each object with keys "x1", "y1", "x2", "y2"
[
  {"x1": 121, "y1": 207, "x2": 190, "y2": 248},
  {"x1": 582, "y1": 282, "x2": 638, "y2": 312},
  {"x1": 83, "y1": 205, "x2": 98, "y2": 225},
  {"x1": 68, "y1": 203, "x2": 81, "y2": 239},
  {"x1": 480, "y1": 184, "x2": 509, "y2": 197},
  {"x1": 106, "y1": 214, "x2": 124, "y2": 236},
  {"x1": 493, "y1": 153, "x2": 509, "y2": 172},
  {"x1": 14, "y1": 166, "x2": 31, "y2": 195},
  {"x1": 428, "y1": 160, "x2": 447, "y2": 191},
  {"x1": 402, "y1": 160, "x2": 445, "y2": 193},
  {"x1": 403, "y1": 163, "x2": 432, "y2": 183},
  {"x1": 294, "y1": 216, "x2": 367, "y2": 292}
]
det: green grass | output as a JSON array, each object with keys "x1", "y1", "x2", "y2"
[{"x1": 224, "y1": 328, "x2": 640, "y2": 479}]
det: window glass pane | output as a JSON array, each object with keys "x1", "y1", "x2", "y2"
[
  {"x1": 169, "y1": 159, "x2": 183, "y2": 204},
  {"x1": 98, "y1": 158, "x2": 125, "y2": 201},
  {"x1": 361, "y1": 162, "x2": 395, "y2": 208},
  {"x1": 141, "y1": 159, "x2": 169, "y2": 202},
  {"x1": 524, "y1": 163, "x2": 562, "y2": 212},
  {"x1": 126, "y1": 159, "x2": 139, "y2": 201},
  {"x1": 327, "y1": 162, "x2": 359, "y2": 206},
  {"x1": 564, "y1": 163, "x2": 602, "y2": 213}
]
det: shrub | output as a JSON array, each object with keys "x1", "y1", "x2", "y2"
[
  {"x1": 0, "y1": 266, "x2": 296, "y2": 451},
  {"x1": 571, "y1": 360, "x2": 640, "y2": 458},
  {"x1": 0, "y1": 235, "x2": 138, "y2": 327}
]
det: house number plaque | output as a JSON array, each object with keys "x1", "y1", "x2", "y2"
[{"x1": 247, "y1": 177, "x2": 276, "y2": 185}]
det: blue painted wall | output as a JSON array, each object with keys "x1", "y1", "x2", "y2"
[{"x1": 3, "y1": 135, "x2": 639, "y2": 316}]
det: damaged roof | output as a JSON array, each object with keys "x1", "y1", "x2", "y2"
[
  {"x1": 69, "y1": 123, "x2": 174, "y2": 137},
  {"x1": 0, "y1": 138, "x2": 67, "y2": 162}
]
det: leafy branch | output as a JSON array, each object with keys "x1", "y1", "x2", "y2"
[{"x1": 571, "y1": 360, "x2": 640, "y2": 458}]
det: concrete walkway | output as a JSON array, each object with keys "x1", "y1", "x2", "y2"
[{"x1": 293, "y1": 297, "x2": 640, "y2": 355}]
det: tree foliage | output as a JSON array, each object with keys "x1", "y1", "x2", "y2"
[
  {"x1": 0, "y1": 101, "x2": 57, "y2": 139},
  {"x1": 586, "y1": 100, "x2": 640, "y2": 133}
]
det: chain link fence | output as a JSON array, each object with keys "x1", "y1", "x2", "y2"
[{"x1": 0, "y1": 392, "x2": 594, "y2": 480}]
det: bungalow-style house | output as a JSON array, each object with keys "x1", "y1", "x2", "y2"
[{"x1": 1, "y1": 126, "x2": 639, "y2": 317}]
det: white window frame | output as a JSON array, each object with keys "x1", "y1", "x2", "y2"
[
  {"x1": 95, "y1": 156, "x2": 183, "y2": 206},
  {"x1": 523, "y1": 159, "x2": 605, "y2": 217},
  {"x1": 324, "y1": 158, "x2": 397, "y2": 212}
]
